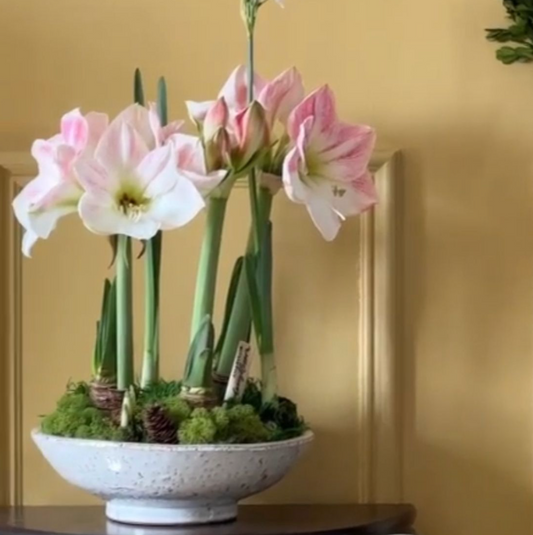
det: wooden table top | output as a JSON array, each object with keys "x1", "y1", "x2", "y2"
[{"x1": 0, "y1": 505, "x2": 416, "y2": 535}]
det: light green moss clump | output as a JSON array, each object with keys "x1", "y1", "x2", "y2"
[
  {"x1": 41, "y1": 389, "x2": 124, "y2": 441},
  {"x1": 178, "y1": 408, "x2": 218, "y2": 444},
  {"x1": 178, "y1": 404, "x2": 272, "y2": 445},
  {"x1": 162, "y1": 396, "x2": 192, "y2": 425}
]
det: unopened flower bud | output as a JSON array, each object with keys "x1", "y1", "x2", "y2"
[
  {"x1": 205, "y1": 128, "x2": 230, "y2": 171},
  {"x1": 203, "y1": 98, "x2": 229, "y2": 144},
  {"x1": 233, "y1": 101, "x2": 270, "y2": 170}
]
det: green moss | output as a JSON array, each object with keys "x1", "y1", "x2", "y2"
[
  {"x1": 41, "y1": 382, "x2": 124, "y2": 441},
  {"x1": 161, "y1": 397, "x2": 192, "y2": 425},
  {"x1": 41, "y1": 399, "x2": 123, "y2": 441},
  {"x1": 211, "y1": 406, "x2": 230, "y2": 432},
  {"x1": 56, "y1": 392, "x2": 91, "y2": 412},
  {"x1": 140, "y1": 380, "x2": 182, "y2": 404},
  {"x1": 223, "y1": 404, "x2": 271, "y2": 443},
  {"x1": 178, "y1": 408, "x2": 217, "y2": 444}
]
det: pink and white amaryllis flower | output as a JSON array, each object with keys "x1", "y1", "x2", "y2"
[
  {"x1": 76, "y1": 115, "x2": 205, "y2": 240},
  {"x1": 12, "y1": 108, "x2": 108, "y2": 256},
  {"x1": 283, "y1": 85, "x2": 377, "y2": 241}
]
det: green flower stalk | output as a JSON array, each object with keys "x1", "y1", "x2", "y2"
[
  {"x1": 141, "y1": 232, "x2": 162, "y2": 388},
  {"x1": 190, "y1": 198, "x2": 228, "y2": 341},
  {"x1": 216, "y1": 0, "x2": 278, "y2": 404},
  {"x1": 116, "y1": 235, "x2": 134, "y2": 391}
]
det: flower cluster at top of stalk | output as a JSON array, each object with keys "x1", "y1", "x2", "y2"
[{"x1": 186, "y1": 66, "x2": 377, "y2": 241}]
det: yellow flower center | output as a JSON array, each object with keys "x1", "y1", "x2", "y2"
[{"x1": 117, "y1": 186, "x2": 148, "y2": 221}]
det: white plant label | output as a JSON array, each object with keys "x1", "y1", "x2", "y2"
[{"x1": 224, "y1": 341, "x2": 253, "y2": 402}]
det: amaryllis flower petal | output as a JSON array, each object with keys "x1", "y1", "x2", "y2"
[
  {"x1": 85, "y1": 112, "x2": 109, "y2": 155},
  {"x1": 60, "y1": 109, "x2": 89, "y2": 153},
  {"x1": 13, "y1": 178, "x2": 81, "y2": 255},
  {"x1": 319, "y1": 123, "x2": 375, "y2": 166},
  {"x1": 147, "y1": 103, "x2": 184, "y2": 147},
  {"x1": 22, "y1": 230, "x2": 39, "y2": 258},
  {"x1": 173, "y1": 134, "x2": 207, "y2": 173},
  {"x1": 95, "y1": 120, "x2": 148, "y2": 173},
  {"x1": 115, "y1": 104, "x2": 156, "y2": 149},
  {"x1": 219, "y1": 66, "x2": 266, "y2": 111},
  {"x1": 203, "y1": 98, "x2": 229, "y2": 141},
  {"x1": 258, "y1": 68, "x2": 304, "y2": 126},
  {"x1": 288, "y1": 85, "x2": 337, "y2": 140},
  {"x1": 137, "y1": 146, "x2": 173, "y2": 192},
  {"x1": 307, "y1": 198, "x2": 342, "y2": 241},
  {"x1": 76, "y1": 158, "x2": 117, "y2": 194},
  {"x1": 282, "y1": 146, "x2": 308, "y2": 203},
  {"x1": 151, "y1": 173, "x2": 205, "y2": 230},
  {"x1": 186, "y1": 100, "x2": 216, "y2": 126},
  {"x1": 171, "y1": 133, "x2": 226, "y2": 197}
]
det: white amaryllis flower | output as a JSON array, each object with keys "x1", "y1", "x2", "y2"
[
  {"x1": 76, "y1": 117, "x2": 205, "y2": 240},
  {"x1": 12, "y1": 108, "x2": 108, "y2": 256}
]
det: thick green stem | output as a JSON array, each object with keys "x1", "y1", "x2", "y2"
[
  {"x1": 214, "y1": 188, "x2": 273, "y2": 384},
  {"x1": 190, "y1": 198, "x2": 228, "y2": 341},
  {"x1": 261, "y1": 353, "x2": 277, "y2": 404},
  {"x1": 116, "y1": 235, "x2": 134, "y2": 391},
  {"x1": 141, "y1": 233, "x2": 162, "y2": 389}
]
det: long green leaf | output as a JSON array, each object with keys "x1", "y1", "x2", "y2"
[
  {"x1": 93, "y1": 279, "x2": 111, "y2": 376},
  {"x1": 215, "y1": 256, "x2": 244, "y2": 356},
  {"x1": 157, "y1": 77, "x2": 168, "y2": 127},
  {"x1": 244, "y1": 254, "x2": 264, "y2": 350},
  {"x1": 183, "y1": 314, "x2": 215, "y2": 388},
  {"x1": 100, "y1": 278, "x2": 117, "y2": 377},
  {"x1": 134, "y1": 69, "x2": 145, "y2": 106}
]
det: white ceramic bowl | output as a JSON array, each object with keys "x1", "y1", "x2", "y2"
[{"x1": 32, "y1": 429, "x2": 314, "y2": 526}]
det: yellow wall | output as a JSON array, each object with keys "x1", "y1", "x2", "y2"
[{"x1": 2, "y1": 0, "x2": 533, "y2": 533}]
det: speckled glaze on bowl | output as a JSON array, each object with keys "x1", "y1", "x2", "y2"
[{"x1": 32, "y1": 429, "x2": 314, "y2": 526}]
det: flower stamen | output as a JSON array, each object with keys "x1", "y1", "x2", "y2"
[{"x1": 118, "y1": 193, "x2": 147, "y2": 221}]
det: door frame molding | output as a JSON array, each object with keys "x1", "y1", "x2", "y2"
[
  {"x1": 0, "y1": 153, "x2": 31, "y2": 506},
  {"x1": 0, "y1": 149, "x2": 403, "y2": 505}
]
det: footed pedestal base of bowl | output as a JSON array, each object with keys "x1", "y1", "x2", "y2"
[
  {"x1": 32, "y1": 429, "x2": 314, "y2": 526},
  {"x1": 106, "y1": 499, "x2": 238, "y2": 525}
]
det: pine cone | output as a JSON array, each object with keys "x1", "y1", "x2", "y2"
[
  {"x1": 143, "y1": 405, "x2": 178, "y2": 445},
  {"x1": 90, "y1": 379, "x2": 124, "y2": 412}
]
